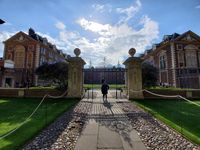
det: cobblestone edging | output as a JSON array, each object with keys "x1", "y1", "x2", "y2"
[
  {"x1": 119, "y1": 102, "x2": 200, "y2": 150},
  {"x1": 23, "y1": 101, "x2": 92, "y2": 150}
]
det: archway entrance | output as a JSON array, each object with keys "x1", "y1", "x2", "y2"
[{"x1": 67, "y1": 48, "x2": 143, "y2": 99}]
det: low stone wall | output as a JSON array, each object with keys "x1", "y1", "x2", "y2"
[
  {"x1": 143, "y1": 89, "x2": 200, "y2": 99},
  {"x1": 0, "y1": 88, "x2": 63, "y2": 98},
  {"x1": 0, "y1": 88, "x2": 200, "y2": 99}
]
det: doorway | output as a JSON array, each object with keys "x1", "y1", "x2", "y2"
[{"x1": 5, "y1": 77, "x2": 13, "y2": 88}]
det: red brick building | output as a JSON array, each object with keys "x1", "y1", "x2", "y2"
[
  {"x1": 1, "y1": 28, "x2": 66, "y2": 88},
  {"x1": 142, "y1": 30, "x2": 200, "y2": 89},
  {"x1": 84, "y1": 67, "x2": 125, "y2": 84}
]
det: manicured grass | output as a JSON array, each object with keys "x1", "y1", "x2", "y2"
[
  {"x1": 147, "y1": 86, "x2": 196, "y2": 91},
  {"x1": 29, "y1": 86, "x2": 56, "y2": 89},
  {"x1": 134, "y1": 99, "x2": 200, "y2": 145},
  {"x1": 84, "y1": 84, "x2": 125, "y2": 89},
  {"x1": 0, "y1": 98, "x2": 78, "y2": 150}
]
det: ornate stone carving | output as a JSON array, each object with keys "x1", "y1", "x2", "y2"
[
  {"x1": 129, "y1": 48, "x2": 136, "y2": 57},
  {"x1": 184, "y1": 44, "x2": 198, "y2": 50},
  {"x1": 74, "y1": 48, "x2": 81, "y2": 57}
]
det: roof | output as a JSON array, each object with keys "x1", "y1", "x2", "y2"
[
  {"x1": 3, "y1": 28, "x2": 67, "y2": 57},
  {"x1": 141, "y1": 30, "x2": 200, "y2": 59},
  {"x1": 3, "y1": 31, "x2": 38, "y2": 43},
  {"x1": 162, "y1": 33, "x2": 180, "y2": 41}
]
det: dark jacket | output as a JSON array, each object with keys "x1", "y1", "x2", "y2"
[{"x1": 101, "y1": 83, "x2": 109, "y2": 95}]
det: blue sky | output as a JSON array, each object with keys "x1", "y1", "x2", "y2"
[{"x1": 0, "y1": 0, "x2": 200, "y2": 67}]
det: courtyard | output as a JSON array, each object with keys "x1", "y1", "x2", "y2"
[
  {"x1": 0, "y1": 90, "x2": 200, "y2": 149},
  {"x1": 1, "y1": 0, "x2": 200, "y2": 149}
]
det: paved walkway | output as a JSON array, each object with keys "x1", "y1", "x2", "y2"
[{"x1": 75, "y1": 90, "x2": 146, "y2": 150}]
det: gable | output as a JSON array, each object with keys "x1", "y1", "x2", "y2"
[
  {"x1": 4, "y1": 31, "x2": 37, "y2": 44},
  {"x1": 175, "y1": 31, "x2": 200, "y2": 42}
]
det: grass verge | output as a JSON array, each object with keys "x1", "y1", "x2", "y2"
[
  {"x1": 83, "y1": 84, "x2": 125, "y2": 89},
  {"x1": 0, "y1": 98, "x2": 78, "y2": 150},
  {"x1": 133, "y1": 99, "x2": 200, "y2": 145}
]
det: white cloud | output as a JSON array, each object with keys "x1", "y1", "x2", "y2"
[
  {"x1": 196, "y1": 5, "x2": 200, "y2": 9},
  {"x1": 92, "y1": 4, "x2": 112, "y2": 13},
  {"x1": 92, "y1": 4, "x2": 105, "y2": 13},
  {"x1": 75, "y1": 15, "x2": 159, "y2": 66},
  {"x1": 116, "y1": 0, "x2": 141, "y2": 23},
  {"x1": 77, "y1": 18, "x2": 111, "y2": 35},
  {"x1": 0, "y1": 0, "x2": 159, "y2": 67},
  {"x1": 55, "y1": 21, "x2": 66, "y2": 30}
]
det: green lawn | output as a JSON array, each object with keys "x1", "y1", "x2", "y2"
[
  {"x1": 134, "y1": 99, "x2": 200, "y2": 145},
  {"x1": 29, "y1": 86, "x2": 56, "y2": 89},
  {"x1": 84, "y1": 84, "x2": 125, "y2": 89},
  {"x1": 147, "y1": 86, "x2": 195, "y2": 91},
  {"x1": 0, "y1": 98, "x2": 78, "y2": 150}
]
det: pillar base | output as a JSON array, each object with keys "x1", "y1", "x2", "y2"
[{"x1": 128, "y1": 90, "x2": 143, "y2": 99}]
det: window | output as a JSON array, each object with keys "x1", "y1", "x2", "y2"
[
  {"x1": 8, "y1": 46, "x2": 12, "y2": 51},
  {"x1": 49, "y1": 51, "x2": 53, "y2": 58},
  {"x1": 176, "y1": 44, "x2": 183, "y2": 50},
  {"x1": 14, "y1": 45, "x2": 25, "y2": 68},
  {"x1": 159, "y1": 54, "x2": 167, "y2": 70},
  {"x1": 198, "y1": 52, "x2": 200, "y2": 66},
  {"x1": 6, "y1": 53, "x2": 12, "y2": 60},
  {"x1": 178, "y1": 52, "x2": 185, "y2": 67},
  {"x1": 28, "y1": 45, "x2": 34, "y2": 51},
  {"x1": 27, "y1": 52, "x2": 33, "y2": 68},
  {"x1": 186, "y1": 51, "x2": 197, "y2": 67},
  {"x1": 40, "y1": 56, "x2": 46, "y2": 65},
  {"x1": 40, "y1": 47, "x2": 46, "y2": 55}
]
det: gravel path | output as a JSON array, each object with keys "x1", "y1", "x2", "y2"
[{"x1": 23, "y1": 100, "x2": 92, "y2": 150}]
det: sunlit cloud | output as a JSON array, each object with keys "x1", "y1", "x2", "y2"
[
  {"x1": 55, "y1": 21, "x2": 66, "y2": 30},
  {"x1": 0, "y1": 0, "x2": 159, "y2": 67},
  {"x1": 92, "y1": 4, "x2": 105, "y2": 13},
  {"x1": 116, "y1": 0, "x2": 141, "y2": 23},
  {"x1": 77, "y1": 18, "x2": 111, "y2": 35}
]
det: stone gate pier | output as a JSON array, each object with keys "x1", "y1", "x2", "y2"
[
  {"x1": 67, "y1": 48, "x2": 86, "y2": 98},
  {"x1": 123, "y1": 48, "x2": 143, "y2": 99}
]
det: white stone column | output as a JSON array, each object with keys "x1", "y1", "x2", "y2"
[
  {"x1": 67, "y1": 48, "x2": 86, "y2": 98},
  {"x1": 34, "y1": 44, "x2": 40, "y2": 86},
  {"x1": 170, "y1": 42, "x2": 177, "y2": 87},
  {"x1": 123, "y1": 48, "x2": 143, "y2": 99}
]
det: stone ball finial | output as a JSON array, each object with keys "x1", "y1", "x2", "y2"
[
  {"x1": 129, "y1": 48, "x2": 136, "y2": 57},
  {"x1": 74, "y1": 48, "x2": 81, "y2": 57}
]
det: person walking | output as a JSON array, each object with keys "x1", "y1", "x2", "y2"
[{"x1": 101, "y1": 79, "x2": 109, "y2": 101}]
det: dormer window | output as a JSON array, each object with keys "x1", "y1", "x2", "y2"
[{"x1": 176, "y1": 44, "x2": 183, "y2": 50}]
